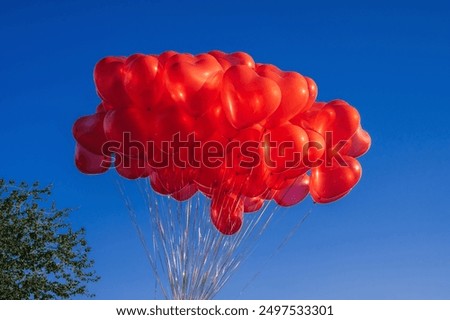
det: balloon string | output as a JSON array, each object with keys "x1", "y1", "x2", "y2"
[
  {"x1": 117, "y1": 171, "x2": 306, "y2": 299},
  {"x1": 115, "y1": 178, "x2": 169, "y2": 299},
  {"x1": 239, "y1": 206, "x2": 313, "y2": 296},
  {"x1": 237, "y1": 174, "x2": 312, "y2": 295}
]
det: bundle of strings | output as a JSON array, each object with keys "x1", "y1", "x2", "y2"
[{"x1": 118, "y1": 179, "x2": 310, "y2": 300}]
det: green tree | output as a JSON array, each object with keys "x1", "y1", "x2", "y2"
[{"x1": 0, "y1": 179, "x2": 99, "y2": 299}]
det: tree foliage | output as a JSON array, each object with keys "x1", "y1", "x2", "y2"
[{"x1": 0, "y1": 179, "x2": 99, "y2": 299}]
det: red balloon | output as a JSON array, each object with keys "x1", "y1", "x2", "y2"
[
  {"x1": 103, "y1": 108, "x2": 153, "y2": 158},
  {"x1": 157, "y1": 50, "x2": 177, "y2": 66},
  {"x1": 197, "y1": 101, "x2": 238, "y2": 140},
  {"x1": 243, "y1": 196, "x2": 264, "y2": 213},
  {"x1": 171, "y1": 183, "x2": 197, "y2": 201},
  {"x1": 124, "y1": 54, "x2": 163, "y2": 109},
  {"x1": 290, "y1": 101, "x2": 325, "y2": 129},
  {"x1": 310, "y1": 156, "x2": 362, "y2": 203},
  {"x1": 73, "y1": 112, "x2": 108, "y2": 155},
  {"x1": 221, "y1": 65, "x2": 281, "y2": 129},
  {"x1": 191, "y1": 133, "x2": 227, "y2": 171},
  {"x1": 266, "y1": 171, "x2": 296, "y2": 190},
  {"x1": 194, "y1": 161, "x2": 227, "y2": 190},
  {"x1": 263, "y1": 123, "x2": 309, "y2": 173},
  {"x1": 274, "y1": 174, "x2": 310, "y2": 207},
  {"x1": 146, "y1": 107, "x2": 196, "y2": 151},
  {"x1": 235, "y1": 165, "x2": 269, "y2": 198},
  {"x1": 313, "y1": 100, "x2": 360, "y2": 143},
  {"x1": 149, "y1": 171, "x2": 171, "y2": 195},
  {"x1": 257, "y1": 64, "x2": 310, "y2": 128},
  {"x1": 154, "y1": 164, "x2": 194, "y2": 194},
  {"x1": 75, "y1": 143, "x2": 111, "y2": 174},
  {"x1": 304, "y1": 129, "x2": 325, "y2": 167},
  {"x1": 226, "y1": 125, "x2": 263, "y2": 174},
  {"x1": 209, "y1": 50, "x2": 255, "y2": 71},
  {"x1": 115, "y1": 154, "x2": 151, "y2": 179},
  {"x1": 304, "y1": 77, "x2": 318, "y2": 111},
  {"x1": 210, "y1": 193, "x2": 244, "y2": 235},
  {"x1": 94, "y1": 57, "x2": 131, "y2": 108},
  {"x1": 203, "y1": 168, "x2": 248, "y2": 196},
  {"x1": 165, "y1": 53, "x2": 223, "y2": 117},
  {"x1": 95, "y1": 102, "x2": 107, "y2": 113},
  {"x1": 345, "y1": 126, "x2": 371, "y2": 158}
]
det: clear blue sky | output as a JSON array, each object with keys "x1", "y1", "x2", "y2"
[{"x1": 1, "y1": 0, "x2": 449, "y2": 299}]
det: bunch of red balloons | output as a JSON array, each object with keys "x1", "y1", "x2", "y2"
[{"x1": 73, "y1": 50, "x2": 370, "y2": 235}]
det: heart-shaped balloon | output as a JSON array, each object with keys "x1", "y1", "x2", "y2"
[
  {"x1": 290, "y1": 101, "x2": 325, "y2": 129},
  {"x1": 304, "y1": 77, "x2": 318, "y2": 111},
  {"x1": 226, "y1": 125, "x2": 263, "y2": 174},
  {"x1": 210, "y1": 192, "x2": 244, "y2": 235},
  {"x1": 73, "y1": 112, "x2": 108, "y2": 155},
  {"x1": 124, "y1": 54, "x2": 163, "y2": 110},
  {"x1": 115, "y1": 154, "x2": 151, "y2": 179},
  {"x1": 154, "y1": 168, "x2": 191, "y2": 193},
  {"x1": 171, "y1": 183, "x2": 198, "y2": 202},
  {"x1": 147, "y1": 107, "x2": 196, "y2": 152},
  {"x1": 273, "y1": 174, "x2": 310, "y2": 207},
  {"x1": 345, "y1": 126, "x2": 371, "y2": 158},
  {"x1": 157, "y1": 50, "x2": 177, "y2": 66},
  {"x1": 74, "y1": 143, "x2": 111, "y2": 174},
  {"x1": 196, "y1": 101, "x2": 239, "y2": 140},
  {"x1": 310, "y1": 156, "x2": 362, "y2": 203},
  {"x1": 265, "y1": 171, "x2": 294, "y2": 190},
  {"x1": 304, "y1": 129, "x2": 325, "y2": 167},
  {"x1": 165, "y1": 53, "x2": 223, "y2": 116},
  {"x1": 263, "y1": 123, "x2": 309, "y2": 173},
  {"x1": 257, "y1": 64, "x2": 310, "y2": 128},
  {"x1": 221, "y1": 65, "x2": 281, "y2": 129},
  {"x1": 243, "y1": 196, "x2": 264, "y2": 213},
  {"x1": 149, "y1": 171, "x2": 171, "y2": 195},
  {"x1": 94, "y1": 57, "x2": 131, "y2": 108},
  {"x1": 96, "y1": 102, "x2": 108, "y2": 113},
  {"x1": 313, "y1": 100, "x2": 361, "y2": 144},
  {"x1": 209, "y1": 50, "x2": 255, "y2": 71},
  {"x1": 236, "y1": 164, "x2": 269, "y2": 198},
  {"x1": 194, "y1": 160, "x2": 227, "y2": 190},
  {"x1": 103, "y1": 108, "x2": 154, "y2": 158}
]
